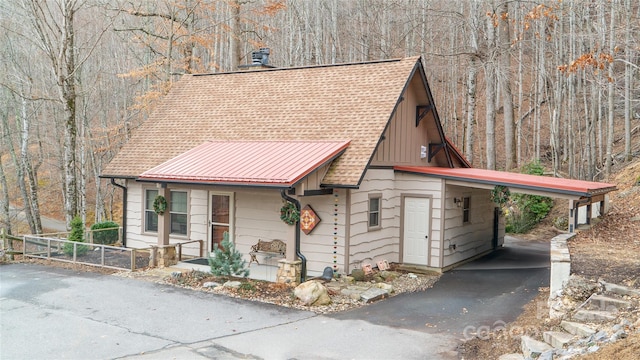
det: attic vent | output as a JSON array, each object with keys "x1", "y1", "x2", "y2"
[{"x1": 252, "y1": 48, "x2": 270, "y2": 65}]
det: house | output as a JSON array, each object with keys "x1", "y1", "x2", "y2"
[{"x1": 102, "y1": 56, "x2": 616, "y2": 283}]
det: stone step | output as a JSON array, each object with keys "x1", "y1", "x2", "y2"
[
  {"x1": 561, "y1": 320, "x2": 597, "y2": 337},
  {"x1": 521, "y1": 335, "x2": 553, "y2": 359},
  {"x1": 543, "y1": 331, "x2": 574, "y2": 348},
  {"x1": 600, "y1": 280, "x2": 640, "y2": 297},
  {"x1": 572, "y1": 309, "x2": 617, "y2": 323},
  {"x1": 584, "y1": 294, "x2": 632, "y2": 311},
  {"x1": 360, "y1": 287, "x2": 389, "y2": 303}
]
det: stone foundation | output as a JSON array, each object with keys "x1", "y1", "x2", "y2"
[
  {"x1": 276, "y1": 259, "x2": 302, "y2": 285},
  {"x1": 157, "y1": 245, "x2": 177, "y2": 267}
]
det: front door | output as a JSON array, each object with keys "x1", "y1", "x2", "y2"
[
  {"x1": 403, "y1": 196, "x2": 431, "y2": 265},
  {"x1": 209, "y1": 192, "x2": 233, "y2": 253}
]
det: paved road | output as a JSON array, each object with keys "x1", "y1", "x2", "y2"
[
  {"x1": 0, "y1": 264, "x2": 457, "y2": 360},
  {"x1": 0, "y1": 236, "x2": 548, "y2": 360}
]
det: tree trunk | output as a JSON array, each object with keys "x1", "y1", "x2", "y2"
[
  {"x1": 484, "y1": 7, "x2": 496, "y2": 170},
  {"x1": 498, "y1": 2, "x2": 516, "y2": 170},
  {"x1": 605, "y1": 3, "x2": 616, "y2": 178}
]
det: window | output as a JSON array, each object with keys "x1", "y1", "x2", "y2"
[
  {"x1": 144, "y1": 189, "x2": 188, "y2": 235},
  {"x1": 170, "y1": 191, "x2": 188, "y2": 235},
  {"x1": 368, "y1": 195, "x2": 381, "y2": 230},
  {"x1": 462, "y1": 196, "x2": 471, "y2": 223},
  {"x1": 145, "y1": 189, "x2": 159, "y2": 232}
]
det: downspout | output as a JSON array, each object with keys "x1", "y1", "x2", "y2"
[
  {"x1": 110, "y1": 178, "x2": 127, "y2": 247},
  {"x1": 280, "y1": 189, "x2": 306, "y2": 283}
]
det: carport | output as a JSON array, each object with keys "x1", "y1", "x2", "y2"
[{"x1": 395, "y1": 166, "x2": 618, "y2": 232}]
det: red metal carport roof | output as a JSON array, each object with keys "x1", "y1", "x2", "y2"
[
  {"x1": 394, "y1": 166, "x2": 617, "y2": 198},
  {"x1": 138, "y1": 140, "x2": 350, "y2": 187}
]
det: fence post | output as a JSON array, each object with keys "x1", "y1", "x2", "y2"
[
  {"x1": 101, "y1": 246, "x2": 105, "y2": 266},
  {"x1": 47, "y1": 239, "x2": 51, "y2": 259},
  {"x1": 73, "y1": 242, "x2": 77, "y2": 262},
  {"x1": 131, "y1": 249, "x2": 136, "y2": 271},
  {"x1": 199, "y1": 240, "x2": 204, "y2": 258},
  {"x1": 150, "y1": 247, "x2": 157, "y2": 268}
]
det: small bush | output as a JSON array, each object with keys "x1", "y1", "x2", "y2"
[
  {"x1": 90, "y1": 221, "x2": 120, "y2": 245},
  {"x1": 208, "y1": 232, "x2": 249, "y2": 279},
  {"x1": 63, "y1": 216, "x2": 89, "y2": 256}
]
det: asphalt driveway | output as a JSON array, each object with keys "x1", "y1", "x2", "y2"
[{"x1": 331, "y1": 236, "x2": 550, "y2": 338}]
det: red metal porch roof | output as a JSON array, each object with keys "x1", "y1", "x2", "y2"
[
  {"x1": 138, "y1": 140, "x2": 350, "y2": 187},
  {"x1": 394, "y1": 166, "x2": 617, "y2": 197}
]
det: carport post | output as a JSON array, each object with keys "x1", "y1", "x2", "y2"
[{"x1": 568, "y1": 200, "x2": 576, "y2": 233}]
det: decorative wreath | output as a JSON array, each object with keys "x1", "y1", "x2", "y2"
[
  {"x1": 280, "y1": 201, "x2": 300, "y2": 225},
  {"x1": 490, "y1": 185, "x2": 511, "y2": 206},
  {"x1": 153, "y1": 195, "x2": 168, "y2": 215}
]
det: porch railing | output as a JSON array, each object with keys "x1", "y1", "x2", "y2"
[{"x1": 174, "y1": 239, "x2": 204, "y2": 261}]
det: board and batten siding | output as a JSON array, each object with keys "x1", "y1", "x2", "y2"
[
  {"x1": 371, "y1": 72, "x2": 450, "y2": 168},
  {"x1": 394, "y1": 172, "x2": 444, "y2": 268},
  {"x1": 442, "y1": 185, "x2": 502, "y2": 267}
]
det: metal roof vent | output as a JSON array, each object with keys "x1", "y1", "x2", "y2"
[{"x1": 251, "y1": 48, "x2": 270, "y2": 65}]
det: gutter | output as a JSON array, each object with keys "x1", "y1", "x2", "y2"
[
  {"x1": 110, "y1": 178, "x2": 127, "y2": 247},
  {"x1": 280, "y1": 189, "x2": 306, "y2": 283}
]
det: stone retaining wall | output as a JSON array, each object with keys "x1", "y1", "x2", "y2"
[{"x1": 549, "y1": 233, "x2": 575, "y2": 313}]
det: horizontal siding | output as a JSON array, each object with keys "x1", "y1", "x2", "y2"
[
  {"x1": 348, "y1": 169, "x2": 444, "y2": 272},
  {"x1": 235, "y1": 190, "x2": 288, "y2": 266},
  {"x1": 442, "y1": 185, "x2": 498, "y2": 267},
  {"x1": 299, "y1": 189, "x2": 347, "y2": 276},
  {"x1": 348, "y1": 169, "x2": 399, "y2": 272},
  {"x1": 395, "y1": 172, "x2": 443, "y2": 268}
]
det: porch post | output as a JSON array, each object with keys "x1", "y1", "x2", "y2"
[
  {"x1": 156, "y1": 184, "x2": 176, "y2": 267},
  {"x1": 157, "y1": 185, "x2": 171, "y2": 247},
  {"x1": 586, "y1": 203, "x2": 592, "y2": 225}
]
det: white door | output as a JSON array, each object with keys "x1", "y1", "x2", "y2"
[{"x1": 403, "y1": 197, "x2": 431, "y2": 265}]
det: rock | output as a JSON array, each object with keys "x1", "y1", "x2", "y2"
[
  {"x1": 610, "y1": 329, "x2": 627, "y2": 341},
  {"x1": 373, "y1": 275, "x2": 384, "y2": 283},
  {"x1": 521, "y1": 336, "x2": 553, "y2": 359},
  {"x1": 351, "y1": 269, "x2": 365, "y2": 281},
  {"x1": 587, "y1": 345, "x2": 600, "y2": 353},
  {"x1": 375, "y1": 283, "x2": 394, "y2": 292},
  {"x1": 170, "y1": 271, "x2": 182, "y2": 279},
  {"x1": 360, "y1": 287, "x2": 389, "y2": 303},
  {"x1": 593, "y1": 330, "x2": 608, "y2": 342},
  {"x1": 379, "y1": 270, "x2": 400, "y2": 281},
  {"x1": 564, "y1": 275, "x2": 601, "y2": 301},
  {"x1": 343, "y1": 276, "x2": 355, "y2": 284},
  {"x1": 407, "y1": 273, "x2": 418, "y2": 279},
  {"x1": 203, "y1": 281, "x2": 219, "y2": 288},
  {"x1": 223, "y1": 281, "x2": 242, "y2": 289},
  {"x1": 294, "y1": 280, "x2": 331, "y2": 306},
  {"x1": 538, "y1": 349, "x2": 554, "y2": 360}
]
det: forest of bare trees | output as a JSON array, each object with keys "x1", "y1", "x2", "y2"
[{"x1": 1, "y1": 0, "x2": 638, "y2": 233}]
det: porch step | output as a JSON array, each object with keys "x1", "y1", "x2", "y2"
[
  {"x1": 561, "y1": 320, "x2": 596, "y2": 337},
  {"x1": 584, "y1": 294, "x2": 632, "y2": 312},
  {"x1": 543, "y1": 331, "x2": 574, "y2": 348},
  {"x1": 520, "y1": 335, "x2": 552, "y2": 359},
  {"x1": 572, "y1": 310, "x2": 617, "y2": 323}
]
